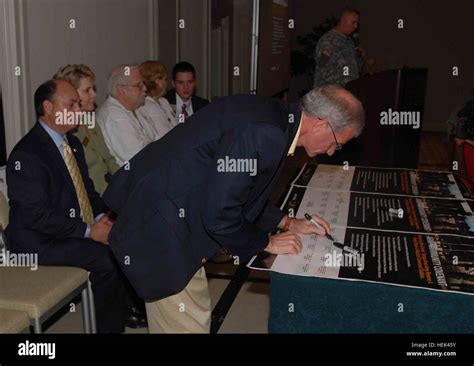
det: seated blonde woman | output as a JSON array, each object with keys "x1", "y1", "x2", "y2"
[
  {"x1": 53, "y1": 64, "x2": 119, "y2": 195},
  {"x1": 139, "y1": 61, "x2": 177, "y2": 140}
]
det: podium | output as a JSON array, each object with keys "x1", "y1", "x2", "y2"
[{"x1": 318, "y1": 68, "x2": 428, "y2": 169}]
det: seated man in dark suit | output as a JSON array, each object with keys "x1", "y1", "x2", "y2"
[
  {"x1": 164, "y1": 61, "x2": 209, "y2": 123},
  {"x1": 104, "y1": 84, "x2": 365, "y2": 333},
  {"x1": 5, "y1": 80, "x2": 127, "y2": 333}
]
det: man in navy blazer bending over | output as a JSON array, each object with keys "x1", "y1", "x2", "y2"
[{"x1": 103, "y1": 84, "x2": 365, "y2": 333}]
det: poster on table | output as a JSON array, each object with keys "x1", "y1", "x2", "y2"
[
  {"x1": 248, "y1": 164, "x2": 474, "y2": 295},
  {"x1": 292, "y1": 164, "x2": 474, "y2": 200}
]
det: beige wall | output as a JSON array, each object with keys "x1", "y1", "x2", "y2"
[
  {"x1": 178, "y1": 0, "x2": 210, "y2": 99},
  {"x1": 3, "y1": 0, "x2": 215, "y2": 151},
  {"x1": 290, "y1": 0, "x2": 474, "y2": 131},
  {"x1": 22, "y1": 0, "x2": 156, "y2": 127},
  {"x1": 232, "y1": 0, "x2": 253, "y2": 95},
  {"x1": 157, "y1": 0, "x2": 178, "y2": 78},
  {"x1": 156, "y1": 0, "x2": 210, "y2": 99}
]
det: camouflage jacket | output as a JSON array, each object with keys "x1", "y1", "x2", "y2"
[{"x1": 313, "y1": 29, "x2": 363, "y2": 87}]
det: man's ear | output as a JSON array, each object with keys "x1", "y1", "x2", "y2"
[
  {"x1": 43, "y1": 100, "x2": 53, "y2": 116},
  {"x1": 172, "y1": 80, "x2": 176, "y2": 89},
  {"x1": 312, "y1": 117, "x2": 327, "y2": 134}
]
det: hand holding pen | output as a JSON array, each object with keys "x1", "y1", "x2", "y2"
[
  {"x1": 265, "y1": 213, "x2": 332, "y2": 255},
  {"x1": 304, "y1": 212, "x2": 360, "y2": 255},
  {"x1": 286, "y1": 212, "x2": 332, "y2": 237},
  {"x1": 304, "y1": 213, "x2": 335, "y2": 241}
]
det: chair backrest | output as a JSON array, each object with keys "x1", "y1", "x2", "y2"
[
  {"x1": 0, "y1": 166, "x2": 10, "y2": 234},
  {"x1": 0, "y1": 230, "x2": 6, "y2": 251},
  {"x1": 0, "y1": 190, "x2": 8, "y2": 231},
  {"x1": 0, "y1": 166, "x2": 9, "y2": 251},
  {"x1": 0, "y1": 166, "x2": 6, "y2": 194}
]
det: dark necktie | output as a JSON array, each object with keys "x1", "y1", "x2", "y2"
[{"x1": 181, "y1": 103, "x2": 189, "y2": 120}]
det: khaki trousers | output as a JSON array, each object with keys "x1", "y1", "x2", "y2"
[{"x1": 145, "y1": 267, "x2": 211, "y2": 333}]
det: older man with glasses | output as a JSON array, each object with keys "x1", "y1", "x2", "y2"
[
  {"x1": 327, "y1": 121, "x2": 343, "y2": 152},
  {"x1": 103, "y1": 84, "x2": 364, "y2": 333},
  {"x1": 97, "y1": 64, "x2": 159, "y2": 166}
]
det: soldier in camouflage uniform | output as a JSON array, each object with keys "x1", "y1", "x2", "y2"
[{"x1": 313, "y1": 8, "x2": 364, "y2": 87}]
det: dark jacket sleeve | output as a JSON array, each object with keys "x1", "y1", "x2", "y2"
[
  {"x1": 6, "y1": 149, "x2": 87, "y2": 238},
  {"x1": 254, "y1": 200, "x2": 286, "y2": 233},
  {"x1": 200, "y1": 123, "x2": 286, "y2": 261}
]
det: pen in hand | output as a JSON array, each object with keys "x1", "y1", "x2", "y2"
[
  {"x1": 304, "y1": 213, "x2": 335, "y2": 241},
  {"x1": 304, "y1": 213, "x2": 360, "y2": 255},
  {"x1": 332, "y1": 241, "x2": 360, "y2": 256}
]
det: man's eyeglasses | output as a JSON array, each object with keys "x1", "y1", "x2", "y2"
[
  {"x1": 327, "y1": 122, "x2": 343, "y2": 151},
  {"x1": 119, "y1": 82, "x2": 146, "y2": 89}
]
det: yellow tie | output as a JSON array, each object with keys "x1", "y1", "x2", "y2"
[{"x1": 62, "y1": 140, "x2": 94, "y2": 225}]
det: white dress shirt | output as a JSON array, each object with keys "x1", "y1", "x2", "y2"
[
  {"x1": 139, "y1": 96, "x2": 177, "y2": 140},
  {"x1": 97, "y1": 96, "x2": 157, "y2": 166},
  {"x1": 175, "y1": 93, "x2": 193, "y2": 123}
]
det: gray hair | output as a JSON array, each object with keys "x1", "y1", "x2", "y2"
[
  {"x1": 108, "y1": 64, "x2": 140, "y2": 97},
  {"x1": 301, "y1": 85, "x2": 365, "y2": 136}
]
